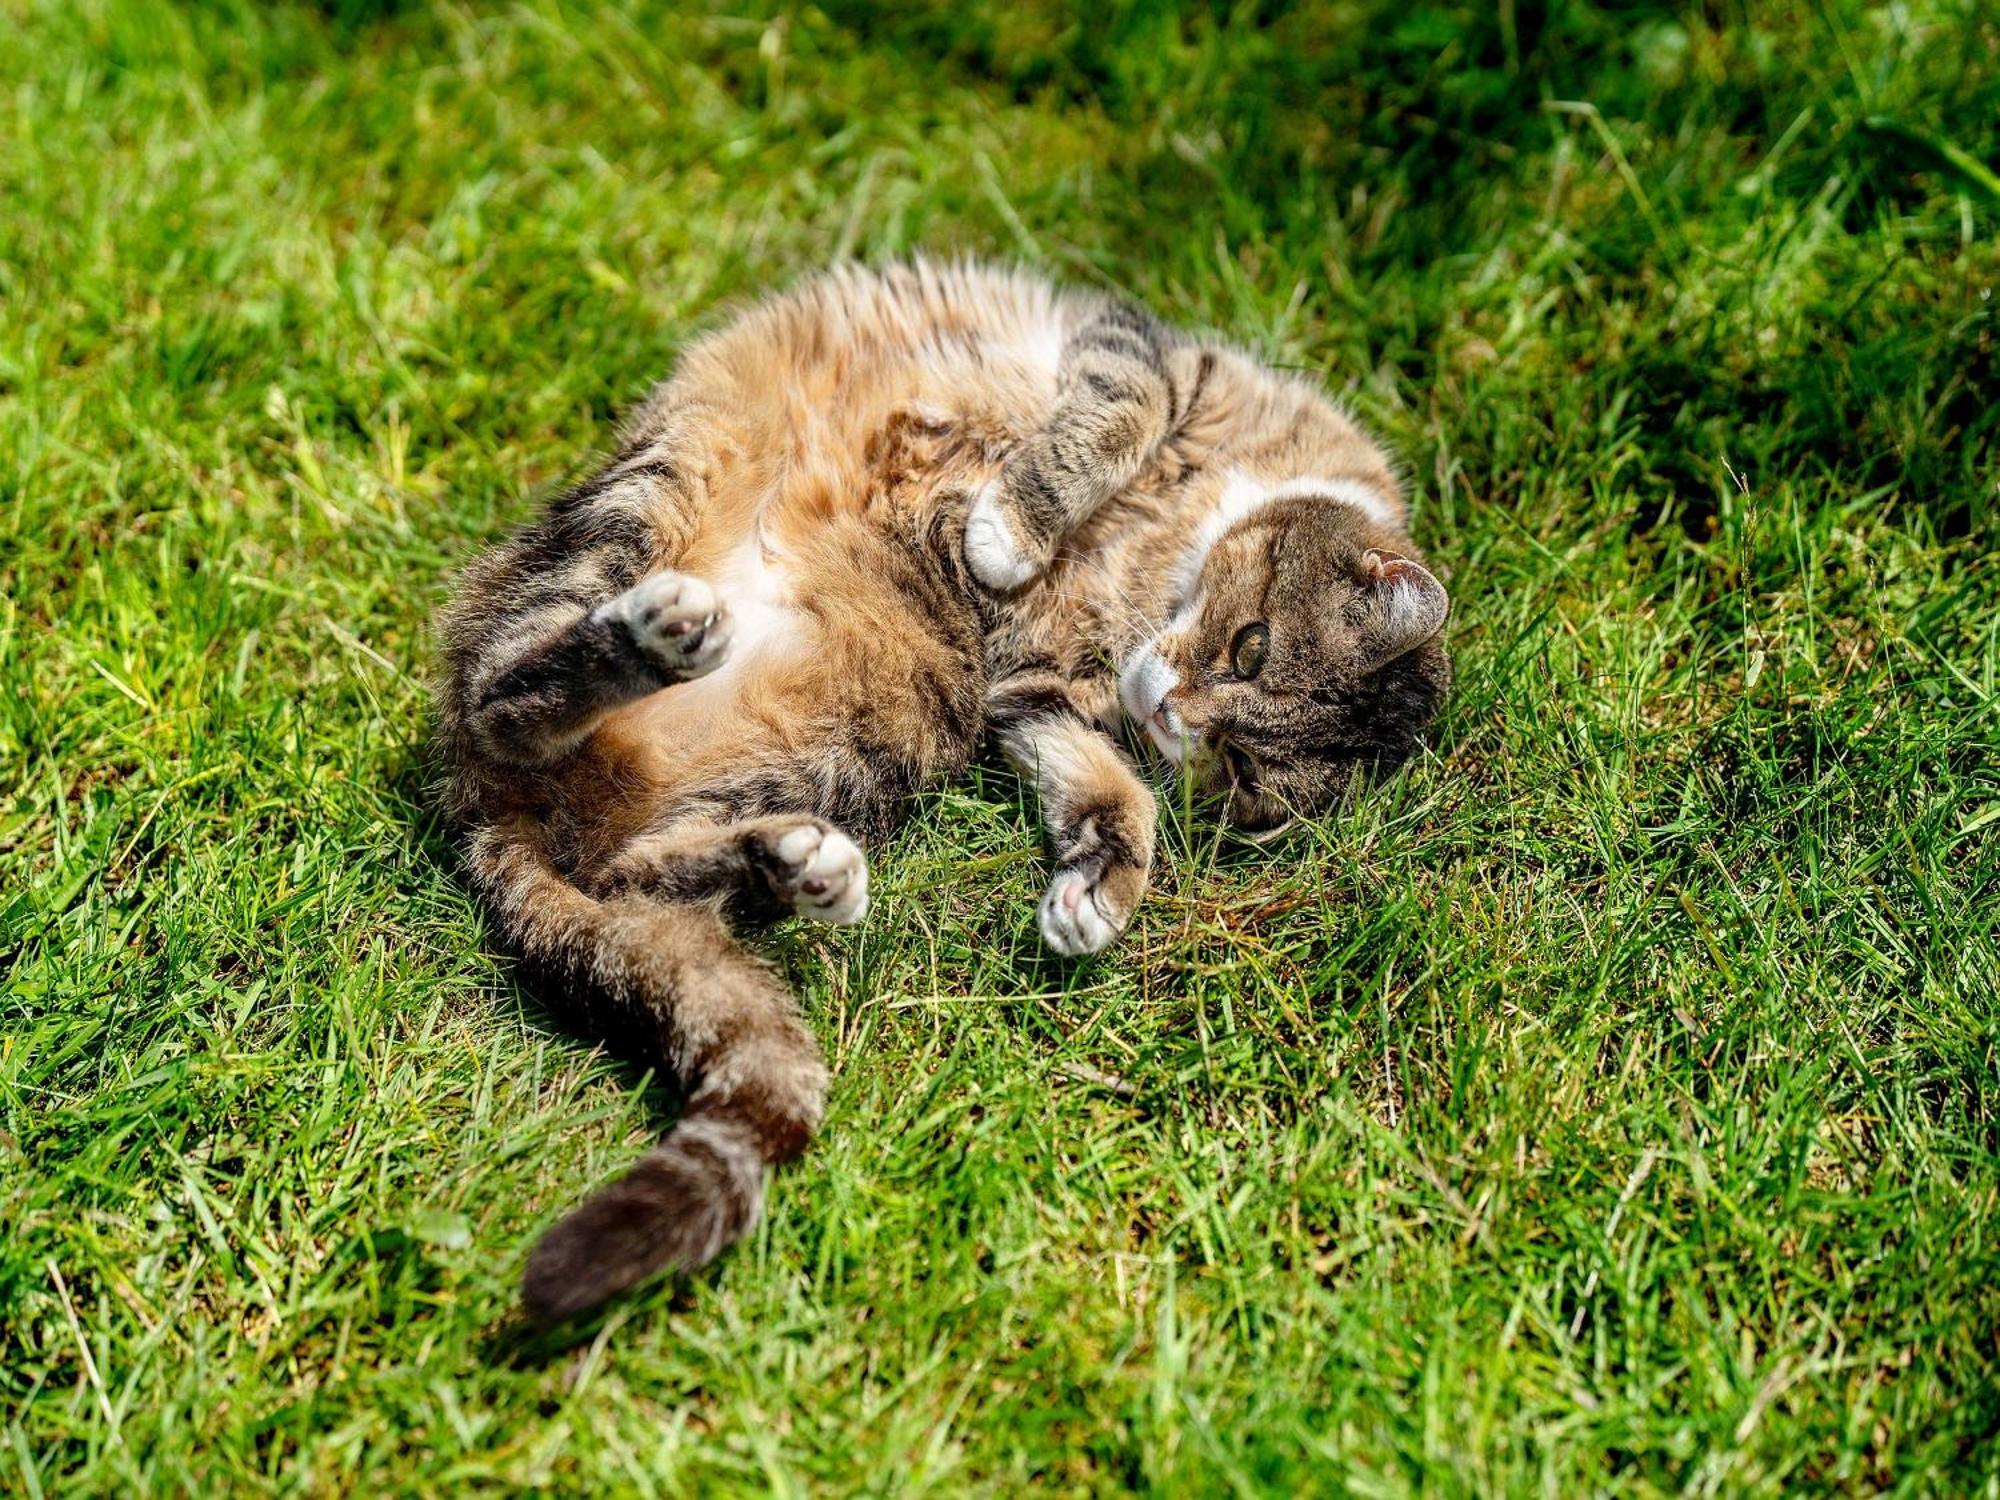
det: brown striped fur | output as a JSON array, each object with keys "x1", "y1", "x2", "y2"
[{"x1": 436, "y1": 260, "x2": 1450, "y2": 1320}]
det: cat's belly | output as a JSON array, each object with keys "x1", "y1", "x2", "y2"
[
  {"x1": 591, "y1": 489, "x2": 983, "y2": 828},
  {"x1": 710, "y1": 533, "x2": 799, "y2": 672}
]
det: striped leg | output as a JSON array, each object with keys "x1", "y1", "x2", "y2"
[
  {"x1": 963, "y1": 300, "x2": 1180, "y2": 590},
  {"x1": 598, "y1": 815, "x2": 870, "y2": 928},
  {"x1": 987, "y1": 672, "x2": 1156, "y2": 955},
  {"x1": 443, "y1": 404, "x2": 728, "y2": 767}
]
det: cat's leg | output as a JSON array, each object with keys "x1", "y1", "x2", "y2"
[
  {"x1": 988, "y1": 673, "x2": 1157, "y2": 955},
  {"x1": 473, "y1": 814, "x2": 830, "y2": 1322},
  {"x1": 445, "y1": 403, "x2": 738, "y2": 767},
  {"x1": 599, "y1": 815, "x2": 870, "y2": 928},
  {"x1": 462, "y1": 569, "x2": 733, "y2": 766},
  {"x1": 963, "y1": 299, "x2": 1180, "y2": 591}
]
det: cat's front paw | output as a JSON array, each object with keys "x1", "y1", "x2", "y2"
[
  {"x1": 963, "y1": 480, "x2": 1043, "y2": 592},
  {"x1": 599, "y1": 571, "x2": 731, "y2": 681},
  {"x1": 1039, "y1": 859, "x2": 1143, "y2": 956},
  {"x1": 758, "y1": 820, "x2": 870, "y2": 925}
]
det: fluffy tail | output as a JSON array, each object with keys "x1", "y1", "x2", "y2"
[{"x1": 466, "y1": 817, "x2": 830, "y2": 1322}]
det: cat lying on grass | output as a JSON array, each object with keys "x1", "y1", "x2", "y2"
[{"x1": 436, "y1": 260, "x2": 1451, "y2": 1321}]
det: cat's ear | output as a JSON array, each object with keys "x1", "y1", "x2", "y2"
[{"x1": 1358, "y1": 551, "x2": 1448, "y2": 670}]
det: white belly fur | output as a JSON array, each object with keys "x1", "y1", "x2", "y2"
[{"x1": 711, "y1": 532, "x2": 798, "y2": 674}]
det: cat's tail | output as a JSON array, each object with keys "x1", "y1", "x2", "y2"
[{"x1": 464, "y1": 815, "x2": 829, "y2": 1323}]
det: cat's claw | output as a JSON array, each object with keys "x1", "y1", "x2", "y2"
[
  {"x1": 963, "y1": 480, "x2": 1041, "y2": 592},
  {"x1": 1039, "y1": 866, "x2": 1126, "y2": 956},
  {"x1": 767, "y1": 822, "x2": 870, "y2": 925},
  {"x1": 600, "y1": 571, "x2": 731, "y2": 680}
]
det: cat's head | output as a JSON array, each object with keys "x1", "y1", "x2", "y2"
[{"x1": 1117, "y1": 496, "x2": 1451, "y2": 834}]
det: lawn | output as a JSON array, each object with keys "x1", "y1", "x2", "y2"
[{"x1": 4, "y1": 0, "x2": 1998, "y2": 1492}]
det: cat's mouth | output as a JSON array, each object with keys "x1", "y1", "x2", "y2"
[{"x1": 1118, "y1": 644, "x2": 1201, "y2": 766}]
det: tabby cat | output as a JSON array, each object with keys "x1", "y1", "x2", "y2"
[{"x1": 437, "y1": 260, "x2": 1450, "y2": 1320}]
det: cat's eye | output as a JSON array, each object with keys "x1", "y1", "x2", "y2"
[
  {"x1": 1223, "y1": 744, "x2": 1259, "y2": 792},
  {"x1": 1230, "y1": 623, "x2": 1270, "y2": 680}
]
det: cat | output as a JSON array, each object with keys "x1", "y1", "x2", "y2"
[{"x1": 435, "y1": 259, "x2": 1450, "y2": 1321}]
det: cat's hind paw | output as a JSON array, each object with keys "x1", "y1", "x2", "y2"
[
  {"x1": 760, "y1": 821, "x2": 870, "y2": 925},
  {"x1": 599, "y1": 571, "x2": 731, "y2": 682}
]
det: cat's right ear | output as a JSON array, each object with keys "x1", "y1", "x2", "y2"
[{"x1": 1357, "y1": 551, "x2": 1449, "y2": 671}]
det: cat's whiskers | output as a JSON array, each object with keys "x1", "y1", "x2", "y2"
[
  {"x1": 1062, "y1": 551, "x2": 1165, "y2": 620},
  {"x1": 1094, "y1": 570, "x2": 1169, "y2": 641},
  {"x1": 1030, "y1": 582, "x2": 1160, "y2": 649}
]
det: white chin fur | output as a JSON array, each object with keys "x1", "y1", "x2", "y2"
[
  {"x1": 1117, "y1": 643, "x2": 1193, "y2": 765},
  {"x1": 963, "y1": 480, "x2": 1038, "y2": 591}
]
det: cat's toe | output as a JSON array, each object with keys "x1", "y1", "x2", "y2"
[
  {"x1": 768, "y1": 823, "x2": 870, "y2": 925},
  {"x1": 601, "y1": 571, "x2": 731, "y2": 680},
  {"x1": 1039, "y1": 867, "x2": 1122, "y2": 956},
  {"x1": 963, "y1": 480, "x2": 1041, "y2": 592}
]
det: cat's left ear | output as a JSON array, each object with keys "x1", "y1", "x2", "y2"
[{"x1": 1358, "y1": 550, "x2": 1449, "y2": 670}]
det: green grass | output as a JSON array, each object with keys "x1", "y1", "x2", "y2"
[{"x1": 4, "y1": 0, "x2": 1998, "y2": 1491}]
